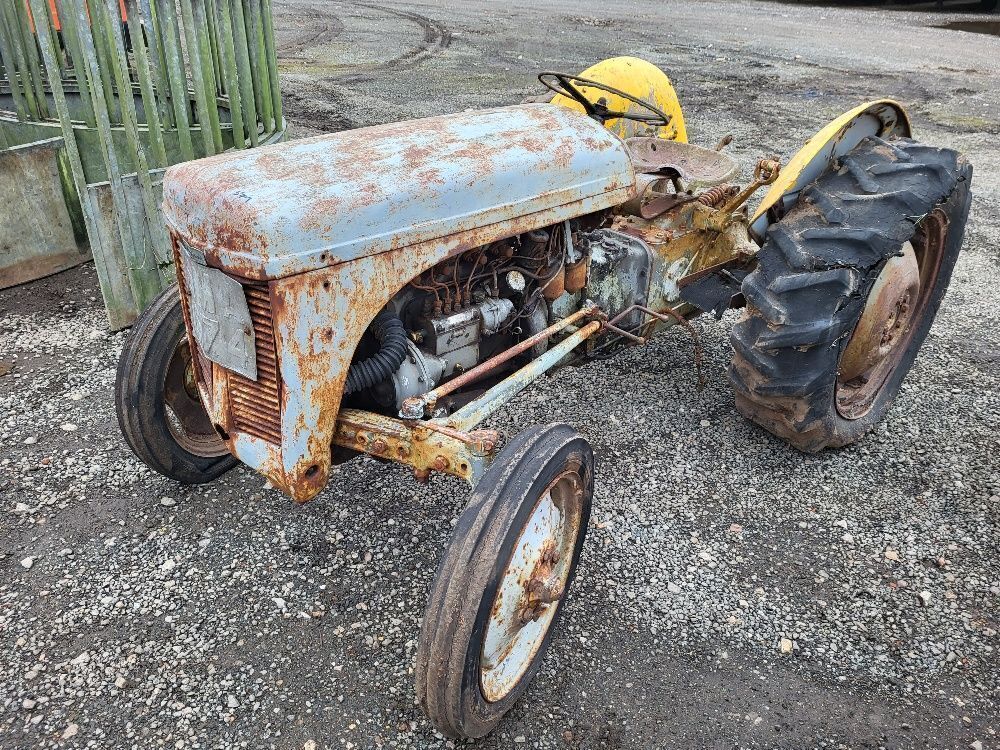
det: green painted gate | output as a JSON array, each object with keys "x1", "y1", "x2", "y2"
[{"x1": 0, "y1": 0, "x2": 285, "y2": 328}]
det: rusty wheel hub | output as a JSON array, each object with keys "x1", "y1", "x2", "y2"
[
  {"x1": 839, "y1": 242, "x2": 920, "y2": 383},
  {"x1": 163, "y1": 340, "x2": 230, "y2": 458},
  {"x1": 836, "y1": 212, "x2": 947, "y2": 419},
  {"x1": 479, "y1": 471, "x2": 584, "y2": 703},
  {"x1": 517, "y1": 546, "x2": 565, "y2": 624}
]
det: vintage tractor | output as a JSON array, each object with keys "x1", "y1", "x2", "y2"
[{"x1": 115, "y1": 57, "x2": 972, "y2": 738}]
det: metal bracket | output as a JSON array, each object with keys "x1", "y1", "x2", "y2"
[
  {"x1": 599, "y1": 304, "x2": 706, "y2": 389},
  {"x1": 333, "y1": 408, "x2": 500, "y2": 485}
]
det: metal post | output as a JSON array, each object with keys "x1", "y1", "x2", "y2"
[
  {"x1": 153, "y1": 0, "x2": 194, "y2": 160},
  {"x1": 124, "y1": 0, "x2": 167, "y2": 167},
  {"x1": 87, "y1": 0, "x2": 123, "y2": 124},
  {"x1": 138, "y1": 0, "x2": 174, "y2": 128},
  {"x1": 12, "y1": 0, "x2": 49, "y2": 118},
  {"x1": 26, "y1": 0, "x2": 128, "y2": 321},
  {"x1": 260, "y1": 0, "x2": 281, "y2": 126},
  {"x1": 245, "y1": 0, "x2": 270, "y2": 132},
  {"x1": 72, "y1": 0, "x2": 163, "y2": 304},
  {"x1": 177, "y1": 0, "x2": 215, "y2": 156},
  {"x1": 214, "y1": 0, "x2": 246, "y2": 148},
  {"x1": 192, "y1": 0, "x2": 223, "y2": 153},
  {"x1": 0, "y1": 1, "x2": 42, "y2": 119},
  {"x1": 228, "y1": 0, "x2": 259, "y2": 146},
  {"x1": 205, "y1": 0, "x2": 225, "y2": 95},
  {"x1": 54, "y1": 0, "x2": 98, "y2": 128},
  {"x1": 0, "y1": 8, "x2": 30, "y2": 120}
]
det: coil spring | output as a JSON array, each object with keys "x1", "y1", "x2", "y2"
[{"x1": 697, "y1": 184, "x2": 738, "y2": 208}]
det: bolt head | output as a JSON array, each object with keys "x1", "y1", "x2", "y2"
[{"x1": 399, "y1": 400, "x2": 424, "y2": 420}]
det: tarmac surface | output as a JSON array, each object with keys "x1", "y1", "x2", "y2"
[{"x1": 2, "y1": 1, "x2": 999, "y2": 748}]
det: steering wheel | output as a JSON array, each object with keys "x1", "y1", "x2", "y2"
[{"x1": 538, "y1": 72, "x2": 672, "y2": 127}]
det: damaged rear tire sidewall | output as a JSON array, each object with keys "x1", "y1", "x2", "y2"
[
  {"x1": 842, "y1": 183, "x2": 969, "y2": 436},
  {"x1": 730, "y1": 137, "x2": 973, "y2": 451}
]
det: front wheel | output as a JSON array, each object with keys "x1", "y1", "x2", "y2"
[
  {"x1": 415, "y1": 423, "x2": 594, "y2": 739},
  {"x1": 115, "y1": 285, "x2": 238, "y2": 483},
  {"x1": 730, "y1": 136, "x2": 972, "y2": 451}
]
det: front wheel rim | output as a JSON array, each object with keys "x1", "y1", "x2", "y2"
[
  {"x1": 479, "y1": 470, "x2": 585, "y2": 703},
  {"x1": 835, "y1": 210, "x2": 948, "y2": 420},
  {"x1": 163, "y1": 339, "x2": 230, "y2": 458}
]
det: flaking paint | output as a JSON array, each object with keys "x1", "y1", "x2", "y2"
[
  {"x1": 162, "y1": 103, "x2": 636, "y2": 280},
  {"x1": 166, "y1": 104, "x2": 637, "y2": 500}
]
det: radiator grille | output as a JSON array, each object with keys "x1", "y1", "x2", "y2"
[{"x1": 228, "y1": 283, "x2": 282, "y2": 444}]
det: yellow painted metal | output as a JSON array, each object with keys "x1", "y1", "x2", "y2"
[
  {"x1": 752, "y1": 100, "x2": 911, "y2": 229},
  {"x1": 550, "y1": 56, "x2": 688, "y2": 142}
]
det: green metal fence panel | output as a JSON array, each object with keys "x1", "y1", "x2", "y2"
[
  {"x1": 0, "y1": 0, "x2": 286, "y2": 328},
  {"x1": 125, "y1": 0, "x2": 167, "y2": 167}
]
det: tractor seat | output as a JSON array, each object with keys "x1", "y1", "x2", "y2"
[{"x1": 626, "y1": 137, "x2": 739, "y2": 190}]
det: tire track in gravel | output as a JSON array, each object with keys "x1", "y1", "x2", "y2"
[
  {"x1": 275, "y1": 1, "x2": 452, "y2": 133},
  {"x1": 344, "y1": 3, "x2": 452, "y2": 83},
  {"x1": 276, "y1": 1, "x2": 451, "y2": 82},
  {"x1": 275, "y1": 6, "x2": 345, "y2": 58}
]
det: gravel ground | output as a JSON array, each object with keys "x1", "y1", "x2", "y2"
[{"x1": 2, "y1": 1, "x2": 999, "y2": 748}]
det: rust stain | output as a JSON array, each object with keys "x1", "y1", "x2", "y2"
[
  {"x1": 299, "y1": 196, "x2": 344, "y2": 235},
  {"x1": 516, "y1": 539, "x2": 562, "y2": 625},
  {"x1": 165, "y1": 103, "x2": 636, "y2": 501}
]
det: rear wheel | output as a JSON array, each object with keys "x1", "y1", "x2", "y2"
[
  {"x1": 115, "y1": 286, "x2": 238, "y2": 483},
  {"x1": 730, "y1": 136, "x2": 972, "y2": 451},
  {"x1": 415, "y1": 423, "x2": 593, "y2": 739}
]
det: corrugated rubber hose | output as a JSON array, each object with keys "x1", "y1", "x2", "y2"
[{"x1": 344, "y1": 311, "x2": 409, "y2": 395}]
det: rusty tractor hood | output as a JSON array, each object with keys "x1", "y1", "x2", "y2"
[{"x1": 162, "y1": 104, "x2": 636, "y2": 280}]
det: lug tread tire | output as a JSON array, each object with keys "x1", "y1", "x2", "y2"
[
  {"x1": 415, "y1": 423, "x2": 593, "y2": 739},
  {"x1": 729, "y1": 136, "x2": 972, "y2": 451},
  {"x1": 115, "y1": 285, "x2": 238, "y2": 483}
]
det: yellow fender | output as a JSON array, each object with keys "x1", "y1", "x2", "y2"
[
  {"x1": 550, "y1": 56, "x2": 688, "y2": 143},
  {"x1": 750, "y1": 100, "x2": 912, "y2": 238}
]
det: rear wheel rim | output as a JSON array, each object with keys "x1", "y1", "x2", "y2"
[
  {"x1": 163, "y1": 339, "x2": 229, "y2": 458},
  {"x1": 836, "y1": 210, "x2": 948, "y2": 420},
  {"x1": 479, "y1": 470, "x2": 585, "y2": 703}
]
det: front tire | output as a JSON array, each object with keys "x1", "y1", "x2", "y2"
[
  {"x1": 415, "y1": 424, "x2": 593, "y2": 739},
  {"x1": 730, "y1": 136, "x2": 972, "y2": 451},
  {"x1": 115, "y1": 285, "x2": 238, "y2": 483}
]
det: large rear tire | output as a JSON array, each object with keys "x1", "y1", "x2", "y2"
[
  {"x1": 729, "y1": 136, "x2": 972, "y2": 451},
  {"x1": 115, "y1": 286, "x2": 238, "y2": 483}
]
